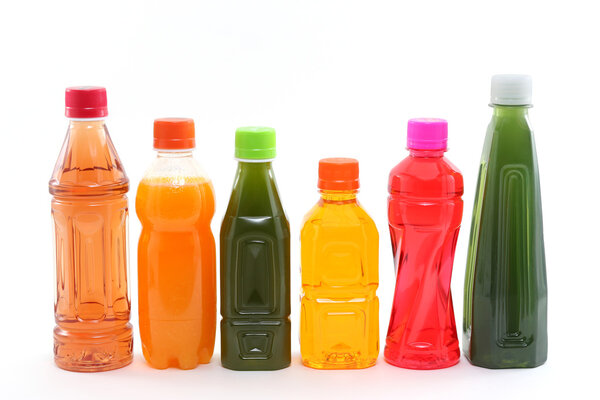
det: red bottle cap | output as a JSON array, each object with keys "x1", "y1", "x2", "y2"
[
  {"x1": 65, "y1": 86, "x2": 108, "y2": 118},
  {"x1": 153, "y1": 118, "x2": 196, "y2": 150},
  {"x1": 318, "y1": 158, "x2": 360, "y2": 190}
]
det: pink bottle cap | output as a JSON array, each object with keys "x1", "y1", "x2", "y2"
[{"x1": 407, "y1": 118, "x2": 448, "y2": 150}]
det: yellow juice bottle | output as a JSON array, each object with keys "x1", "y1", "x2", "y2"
[{"x1": 300, "y1": 158, "x2": 379, "y2": 369}]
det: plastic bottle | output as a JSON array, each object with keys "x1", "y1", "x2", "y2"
[
  {"x1": 50, "y1": 87, "x2": 133, "y2": 372},
  {"x1": 384, "y1": 118, "x2": 463, "y2": 370},
  {"x1": 300, "y1": 158, "x2": 379, "y2": 369},
  {"x1": 463, "y1": 75, "x2": 547, "y2": 368},
  {"x1": 136, "y1": 118, "x2": 216, "y2": 369},
  {"x1": 220, "y1": 127, "x2": 291, "y2": 370}
]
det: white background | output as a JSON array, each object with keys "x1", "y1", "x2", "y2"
[{"x1": 0, "y1": 1, "x2": 598, "y2": 399}]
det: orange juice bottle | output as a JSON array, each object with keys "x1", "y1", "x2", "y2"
[
  {"x1": 50, "y1": 87, "x2": 133, "y2": 372},
  {"x1": 300, "y1": 158, "x2": 379, "y2": 369},
  {"x1": 136, "y1": 118, "x2": 216, "y2": 369}
]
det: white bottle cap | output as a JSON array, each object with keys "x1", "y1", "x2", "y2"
[{"x1": 490, "y1": 74, "x2": 532, "y2": 106}]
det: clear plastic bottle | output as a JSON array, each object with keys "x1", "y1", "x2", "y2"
[
  {"x1": 220, "y1": 127, "x2": 291, "y2": 370},
  {"x1": 463, "y1": 75, "x2": 547, "y2": 368},
  {"x1": 136, "y1": 118, "x2": 216, "y2": 369},
  {"x1": 384, "y1": 118, "x2": 463, "y2": 370},
  {"x1": 300, "y1": 158, "x2": 379, "y2": 369},
  {"x1": 50, "y1": 87, "x2": 133, "y2": 372}
]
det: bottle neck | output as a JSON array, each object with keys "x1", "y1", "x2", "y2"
[
  {"x1": 491, "y1": 104, "x2": 530, "y2": 117},
  {"x1": 227, "y1": 160, "x2": 282, "y2": 216},
  {"x1": 68, "y1": 118, "x2": 106, "y2": 132},
  {"x1": 408, "y1": 148, "x2": 446, "y2": 158},
  {"x1": 156, "y1": 149, "x2": 194, "y2": 158},
  {"x1": 319, "y1": 190, "x2": 358, "y2": 204},
  {"x1": 237, "y1": 160, "x2": 273, "y2": 171},
  {"x1": 234, "y1": 161, "x2": 274, "y2": 189}
]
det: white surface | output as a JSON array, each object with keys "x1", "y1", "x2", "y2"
[{"x1": 0, "y1": 1, "x2": 598, "y2": 399}]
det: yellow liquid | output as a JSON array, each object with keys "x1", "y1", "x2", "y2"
[{"x1": 300, "y1": 191, "x2": 379, "y2": 369}]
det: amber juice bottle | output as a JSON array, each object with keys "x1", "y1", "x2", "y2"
[{"x1": 49, "y1": 87, "x2": 133, "y2": 372}]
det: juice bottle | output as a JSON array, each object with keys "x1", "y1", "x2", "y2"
[
  {"x1": 136, "y1": 118, "x2": 216, "y2": 369},
  {"x1": 50, "y1": 87, "x2": 133, "y2": 372},
  {"x1": 220, "y1": 127, "x2": 291, "y2": 370},
  {"x1": 384, "y1": 118, "x2": 463, "y2": 370},
  {"x1": 463, "y1": 75, "x2": 547, "y2": 368},
  {"x1": 300, "y1": 158, "x2": 379, "y2": 369}
]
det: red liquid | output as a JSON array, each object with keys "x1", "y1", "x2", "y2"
[{"x1": 384, "y1": 149, "x2": 463, "y2": 369}]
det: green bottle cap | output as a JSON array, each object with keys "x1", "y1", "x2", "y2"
[{"x1": 235, "y1": 126, "x2": 276, "y2": 160}]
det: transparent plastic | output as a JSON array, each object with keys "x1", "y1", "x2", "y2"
[
  {"x1": 49, "y1": 119, "x2": 133, "y2": 372},
  {"x1": 300, "y1": 190, "x2": 379, "y2": 369},
  {"x1": 463, "y1": 105, "x2": 547, "y2": 368},
  {"x1": 384, "y1": 149, "x2": 463, "y2": 369},
  {"x1": 220, "y1": 161, "x2": 291, "y2": 370},
  {"x1": 136, "y1": 151, "x2": 216, "y2": 369}
]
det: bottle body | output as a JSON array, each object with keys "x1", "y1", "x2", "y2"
[
  {"x1": 300, "y1": 191, "x2": 379, "y2": 369},
  {"x1": 50, "y1": 120, "x2": 133, "y2": 372},
  {"x1": 136, "y1": 152, "x2": 216, "y2": 369},
  {"x1": 384, "y1": 150, "x2": 463, "y2": 369},
  {"x1": 463, "y1": 106, "x2": 547, "y2": 368},
  {"x1": 220, "y1": 162, "x2": 291, "y2": 370}
]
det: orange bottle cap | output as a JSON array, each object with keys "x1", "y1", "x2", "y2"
[
  {"x1": 318, "y1": 158, "x2": 359, "y2": 190},
  {"x1": 153, "y1": 118, "x2": 195, "y2": 150}
]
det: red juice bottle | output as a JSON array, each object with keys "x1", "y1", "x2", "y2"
[{"x1": 384, "y1": 118, "x2": 463, "y2": 370}]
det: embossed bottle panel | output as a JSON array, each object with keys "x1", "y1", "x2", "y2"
[
  {"x1": 301, "y1": 224, "x2": 379, "y2": 368},
  {"x1": 221, "y1": 217, "x2": 291, "y2": 370},
  {"x1": 236, "y1": 236, "x2": 276, "y2": 314},
  {"x1": 496, "y1": 165, "x2": 535, "y2": 348},
  {"x1": 53, "y1": 196, "x2": 132, "y2": 369}
]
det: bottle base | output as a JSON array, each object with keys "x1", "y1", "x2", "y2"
[
  {"x1": 54, "y1": 324, "x2": 133, "y2": 373},
  {"x1": 302, "y1": 358, "x2": 376, "y2": 370},
  {"x1": 384, "y1": 355, "x2": 459, "y2": 370},
  {"x1": 221, "y1": 361, "x2": 291, "y2": 371},
  {"x1": 55, "y1": 355, "x2": 133, "y2": 373},
  {"x1": 384, "y1": 345, "x2": 460, "y2": 370},
  {"x1": 463, "y1": 352, "x2": 547, "y2": 369},
  {"x1": 142, "y1": 345, "x2": 213, "y2": 370},
  {"x1": 220, "y1": 318, "x2": 291, "y2": 371}
]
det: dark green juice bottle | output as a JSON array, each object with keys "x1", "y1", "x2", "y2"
[
  {"x1": 220, "y1": 127, "x2": 291, "y2": 370},
  {"x1": 463, "y1": 75, "x2": 547, "y2": 368}
]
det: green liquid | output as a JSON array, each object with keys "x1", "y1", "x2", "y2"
[
  {"x1": 463, "y1": 105, "x2": 547, "y2": 368},
  {"x1": 220, "y1": 162, "x2": 291, "y2": 370}
]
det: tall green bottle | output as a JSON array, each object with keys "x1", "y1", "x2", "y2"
[
  {"x1": 220, "y1": 127, "x2": 291, "y2": 370},
  {"x1": 463, "y1": 75, "x2": 547, "y2": 368}
]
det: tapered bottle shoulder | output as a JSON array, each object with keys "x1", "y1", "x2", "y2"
[
  {"x1": 388, "y1": 156, "x2": 464, "y2": 199},
  {"x1": 302, "y1": 200, "x2": 376, "y2": 231},
  {"x1": 49, "y1": 123, "x2": 129, "y2": 197}
]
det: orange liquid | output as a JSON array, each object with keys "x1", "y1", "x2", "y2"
[
  {"x1": 50, "y1": 120, "x2": 133, "y2": 372},
  {"x1": 136, "y1": 177, "x2": 216, "y2": 369}
]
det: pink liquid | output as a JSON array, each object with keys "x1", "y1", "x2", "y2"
[{"x1": 384, "y1": 149, "x2": 463, "y2": 369}]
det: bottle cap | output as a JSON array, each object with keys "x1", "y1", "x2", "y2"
[
  {"x1": 65, "y1": 86, "x2": 108, "y2": 118},
  {"x1": 318, "y1": 158, "x2": 359, "y2": 190},
  {"x1": 491, "y1": 74, "x2": 532, "y2": 105},
  {"x1": 153, "y1": 118, "x2": 195, "y2": 150},
  {"x1": 407, "y1": 118, "x2": 448, "y2": 150},
  {"x1": 235, "y1": 127, "x2": 276, "y2": 160}
]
